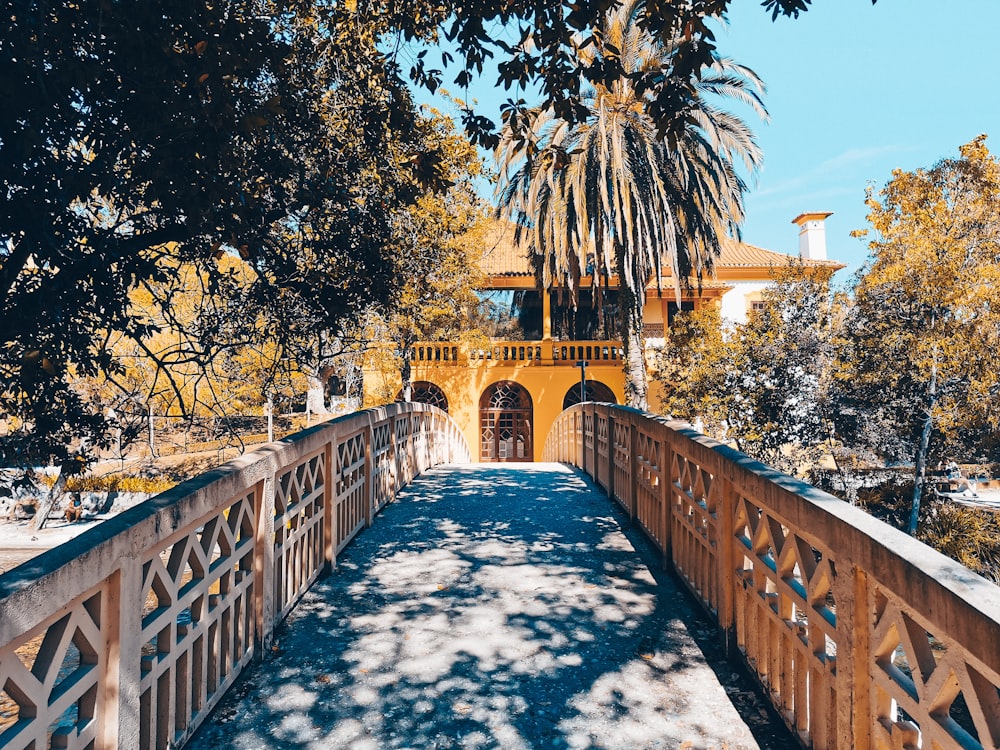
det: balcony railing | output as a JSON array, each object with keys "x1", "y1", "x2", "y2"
[
  {"x1": 409, "y1": 340, "x2": 624, "y2": 366},
  {"x1": 544, "y1": 403, "x2": 1000, "y2": 750}
]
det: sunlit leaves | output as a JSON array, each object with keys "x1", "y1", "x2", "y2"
[{"x1": 832, "y1": 136, "x2": 1000, "y2": 529}]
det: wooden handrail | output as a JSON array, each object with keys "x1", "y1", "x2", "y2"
[
  {"x1": 0, "y1": 403, "x2": 470, "y2": 749},
  {"x1": 544, "y1": 403, "x2": 1000, "y2": 750}
]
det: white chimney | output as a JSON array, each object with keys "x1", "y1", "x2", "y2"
[{"x1": 792, "y1": 212, "x2": 833, "y2": 261}]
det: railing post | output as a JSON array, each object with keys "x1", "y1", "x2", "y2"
[
  {"x1": 107, "y1": 560, "x2": 142, "y2": 748},
  {"x1": 836, "y1": 565, "x2": 872, "y2": 750},
  {"x1": 717, "y1": 471, "x2": 737, "y2": 655},
  {"x1": 591, "y1": 405, "x2": 599, "y2": 481},
  {"x1": 628, "y1": 413, "x2": 638, "y2": 522},
  {"x1": 323, "y1": 438, "x2": 337, "y2": 573},
  {"x1": 254, "y1": 475, "x2": 276, "y2": 651},
  {"x1": 658, "y1": 424, "x2": 672, "y2": 571},
  {"x1": 364, "y1": 415, "x2": 375, "y2": 528},
  {"x1": 607, "y1": 409, "x2": 616, "y2": 503}
]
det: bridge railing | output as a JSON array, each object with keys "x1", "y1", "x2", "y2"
[
  {"x1": 0, "y1": 403, "x2": 469, "y2": 750},
  {"x1": 544, "y1": 403, "x2": 1000, "y2": 750}
]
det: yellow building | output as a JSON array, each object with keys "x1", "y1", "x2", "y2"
[{"x1": 363, "y1": 213, "x2": 844, "y2": 462}]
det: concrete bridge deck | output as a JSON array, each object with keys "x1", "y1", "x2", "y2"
[{"x1": 188, "y1": 463, "x2": 790, "y2": 750}]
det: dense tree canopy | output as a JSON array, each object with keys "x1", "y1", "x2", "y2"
[
  {"x1": 388, "y1": 0, "x2": 867, "y2": 147},
  {"x1": 1, "y1": 0, "x2": 872, "y2": 469},
  {"x1": 655, "y1": 263, "x2": 837, "y2": 474},
  {"x1": 0, "y1": 1, "x2": 443, "y2": 468}
]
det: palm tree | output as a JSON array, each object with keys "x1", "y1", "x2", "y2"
[{"x1": 495, "y1": 0, "x2": 767, "y2": 409}]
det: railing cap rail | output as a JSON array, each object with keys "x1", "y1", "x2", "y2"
[
  {"x1": 562, "y1": 403, "x2": 1000, "y2": 642},
  {"x1": 0, "y1": 402, "x2": 453, "y2": 644}
]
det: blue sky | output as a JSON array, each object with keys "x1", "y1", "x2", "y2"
[
  {"x1": 428, "y1": 1, "x2": 1000, "y2": 284},
  {"x1": 715, "y1": 0, "x2": 1000, "y2": 283}
]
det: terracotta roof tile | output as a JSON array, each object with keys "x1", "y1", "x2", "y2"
[
  {"x1": 478, "y1": 221, "x2": 533, "y2": 277},
  {"x1": 715, "y1": 236, "x2": 844, "y2": 269},
  {"x1": 475, "y1": 220, "x2": 845, "y2": 278}
]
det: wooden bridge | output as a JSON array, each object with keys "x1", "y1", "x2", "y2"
[{"x1": 1, "y1": 403, "x2": 999, "y2": 749}]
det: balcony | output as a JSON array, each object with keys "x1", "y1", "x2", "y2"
[{"x1": 408, "y1": 340, "x2": 624, "y2": 366}]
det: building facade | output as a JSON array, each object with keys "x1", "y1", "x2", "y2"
[{"x1": 363, "y1": 213, "x2": 843, "y2": 461}]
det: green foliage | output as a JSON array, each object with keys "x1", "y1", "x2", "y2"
[
  {"x1": 0, "y1": 0, "x2": 879, "y2": 466},
  {"x1": 655, "y1": 306, "x2": 730, "y2": 434},
  {"x1": 363, "y1": 109, "x2": 491, "y2": 399},
  {"x1": 0, "y1": 1, "x2": 455, "y2": 467},
  {"x1": 385, "y1": 0, "x2": 859, "y2": 148},
  {"x1": 655, "y1": 263, "x2": 837, "y2": 475},
  {"x1": 918, "y1": 501, "x2": 1000, "y2": 583},
  {"x1": 52, "y1": 474, "x2": 176, "y2": 495},
  {"x1": 851, "y1": 481, "x2": 1000, "y2": 583}
]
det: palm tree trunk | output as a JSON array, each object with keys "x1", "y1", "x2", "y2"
[
  {"x1": 623, "y1": 321, "x2": 648, "y2": 410},
  {"x1": 618, "y1": 279, "x2": 649, "y2": 410}
]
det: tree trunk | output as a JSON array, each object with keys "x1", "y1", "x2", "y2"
[
  {"x1": 617, "y1": 278, "x2": 648, "y2": 411},
  {"x1": 32, "y1": 467, "x2": 67, "y2": 531},
  {"x1": 909, "y1": 360, "x2": 938, "y2": 535},
  {"x1": 399, "y1": 334, "x2": 414, "y2": 402},
  {"x1": 623, "y1": 320, "x2": 648, "y2": 410}
]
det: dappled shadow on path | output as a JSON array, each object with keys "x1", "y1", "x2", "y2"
[{"x1": 188, "y1": 464, "x2": 784, "y2": 750}]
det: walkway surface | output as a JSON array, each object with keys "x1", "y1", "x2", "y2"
[{"x1": 189, "y1": 463, "x2": 791, "y2": 750}]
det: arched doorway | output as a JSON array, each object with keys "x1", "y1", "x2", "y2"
[
  {"x1": 396, "y1": 381, "x2": 449, "y2": 413},
  {"x1": 562, "y1": 381, "x2": 618, "y2": 410},
  {"x1": 480, "y1": 381, "x2": 533, "y2": 462}
]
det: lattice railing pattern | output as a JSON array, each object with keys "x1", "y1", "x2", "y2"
[
  {"x1": 0, "y1": 402, "x2": 469, "y2": 750},
  {"x1": 543, "y1": 403, "x2": 1000, "y2": 750},
  {"x1": 611, "y1": 418, "x2": 631, "y2": 512},
  {"x1": 138, "y1": 489, "x2": 256, "y2": 749},
  {"x1": 368, "y1": 420, "x2": 394, "y2": 520},
  {"x1": 392, "y1": 415, "x2": 413, "y2": 505},
  {"x1": 871, "y1": 584, "x2": 1000, "y2": 750},
  {"x1": 275, "y1": 451, "x2": 327, "y2": 619},
  {"x1": 670, "y1": 447, "x2": 721, "y2": 617},
  {"x1": 595, "y1": 412, "x2": 610, "y2": 493},
  {"x1": 583, "y1": 412, "x2": 594, "y2": 476},
  {"x1": 336, "y1": 427, "x2": 369, "y2": 554},
  {"x1": 0, "y1": 587, "x2": 106, "y2": 750},
  {"x1": 632, "y1": 423, "x2": 666, "y2": 550},
  {"x1": 731, "y1": 491, "x2": 839, "y2": 747}
]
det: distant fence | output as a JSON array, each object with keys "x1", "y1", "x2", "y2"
[
  {"x1": 544, "y1": 403, "x2": 1000, "y2": 750},
  {"x1": 0, "y1": 403, "x2": 469, "y2": 750}
]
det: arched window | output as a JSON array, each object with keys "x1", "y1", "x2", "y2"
[
  {"x1": 396, "y1": 381, "x2": 449, "y2": 413},
  {"x1": 479, "y1": 381, "x2": 533, "y2": 462},
  {"x1": 562, "y1": 381, "x2": 617, "y2": 410}
]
